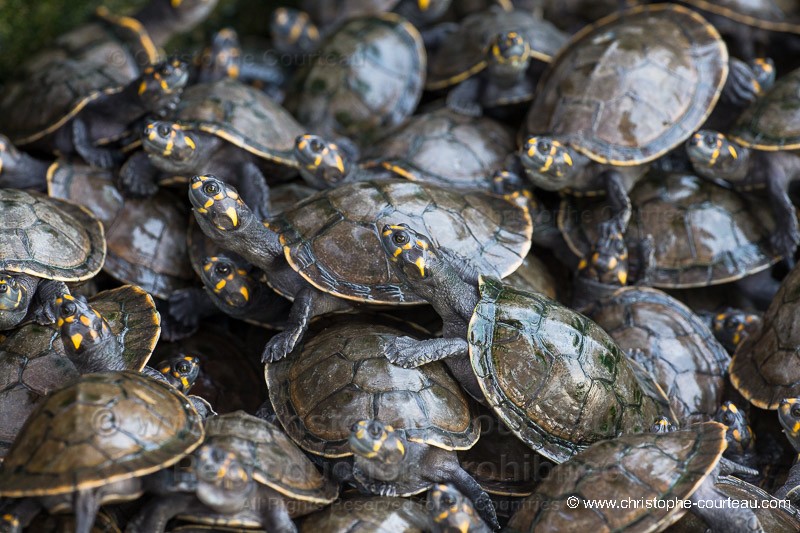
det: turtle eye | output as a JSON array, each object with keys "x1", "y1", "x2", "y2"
[
  {"x1": 310, "y1": 138, "x2": 325, "y2": 153},
  {"x1": 215, "y1": 263, "x2": 232, "y2": 276},
  {"x1": 157, "y1": 124, "x2": 171, "y2": 137},
  {"x1": 392, "y1": 232, "x2": 409, "y2": 246},
  {"x1": 350, "y1": 422, "x2": 361, "y2": 433},
  {"x1": 440, "y1": 492, "x2": 456, "y2": 506},
  {"x1": 177, "y1": 361, "x2": 191, "y2": 373},
  {"x1": 60, "y1": 301, "x2": 77, "y2": 317},
  {"x1": 203, "y1": 182, "x2": 219, "y2": 195},
  {"x1": 703, "y1": 134, "x2": 717, "y2": 146},
  {"x1": 724, "y1": 316, "x2": 739, "y2": 330},
  {"x1": 792, "y1": 405, "x2": 800, "y2": 419},
  {"x1": 722, "y1": 412, "x2": 735, "y2": 425},
  {"x1": 537, "y1": 140, "x2": 551, "y2": 153},
  {"x1": 367, "y1": 422, "x2": 383, "y2": 437}
]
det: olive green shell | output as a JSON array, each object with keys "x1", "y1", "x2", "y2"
[
  {"x1": 267, "y1": 316, "x2": 480, "y2": 457},
  {"x1": 0, "y1": 17, "x2": 150, "y2": 144},
  {"x1": 523, "y1": 4, "x2": 727, "y2": 165},
  {"x1": 730, "y1": 67, "x2": 800, "y2": 150},
  {"x1": 203, "y1": 411, "x2": 338, "y2": 503},
  {"x1": 270, "y1": 179, "x2": 532, "y2": 304},
  {"x1": 299, "y1": 496, "x2": 430, "y2": 532},
  {"x1": 0, "y1": 371, "x2": 203, "y2": 496},
  {"x1": 685, "y1": 0, "x2": 800, "y2": 33},
  {"x1": 560, "y1": 172, "x2": 778, "y2": 288},
  {"x1": 469, "y1": 276, "x2": 664, "y2": 463},
  {"x1": 507, "y1": 422, "x2": 727, "y2": 532},
  {"x1": 173, "y1": 79, "x2": 305, "y2": 167},
  {"x1": 290, "y1": 14, "x2": 426, "y2": 145},
  {"x1": 48, "y1": 162, "x2": 194, "y2": 298},
  {"x1": 0, "y1": 189, "x2": 105, "y2": 282},
  {"x1": 730, "y1": 260, "x2": 800, "y2": 409},
  {"x1": 0, "y1": 285, "x2": 161, "y2": 458},
  {"x1": 362, "y1": 108, "x2": 516, "y2": 191},
  {"x1": 426, "y1": 6, "x2": 567, "y2": 90},
  {"x1": 584, "y1": 287, "x2": 730, "y2": 423}
]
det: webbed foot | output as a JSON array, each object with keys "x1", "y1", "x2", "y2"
[{"x1": 262, "y1": 328, "x2": 302, "y2": 362}]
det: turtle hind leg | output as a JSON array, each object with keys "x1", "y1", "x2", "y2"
[
  {"x1": 73, "y1": 489, "x2": 101, "y2": 533},
  {"x1": 125, "y1": 493, "x2": 197, "y2": 533},
  {"x1": 70, "y1": 118, "x2": 123, "y2": 169},
  {"x1": 167, "y1": 287, "x2": 219, "y2": 330},
  {"x1": 689, "y1": 477, "x2": 764, "y2": 533},
  {"x1": 382, "y1": 336, "x2": 468, "y2": 369},
  {"x1": 260, "y1": 491, "x2": 297, "y2": 533},
  {"x1": 600, "y1": 169, "x2": 632, "y2": 235},
  {"x1": 437, "y1": 457, "x2": 499, "y2": 530}
]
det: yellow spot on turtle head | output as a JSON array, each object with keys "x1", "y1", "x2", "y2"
[
  {"x1": 185, "y1": 136, "x2": 196, "y2": 151},
  {"x1": 728, "y1": 145, "x2": 738, "y2": 159},
  {"x1": 203, "y1": 198, "x2": 215, "y2": 209},
  {"x1": 70, "y1": 333, "x2": 83, "y2": 350},
  {"x1": 161, "y1": 366, "x2": 170, "y2": 373},
  {"x1": 732, "y1": 428, "x2": 741, "y2": 440},
  {"x1": 607, "y1": 257, "x2": 618, "y2": 270},
  {"x1": 563, "y1": 151, "x2": 573, "y2": 167},
  {"x1": 191, "y1": 179, "x2": 204, "y2": 189},
  {"x1": 617, "y1": 270, "x2": 627, "y2": 286},
  {"x1": 79, "y1": 315, "x2": 92, "y2": 326},
  {"x1": 64, "y1": 315, "x2": 74, "y2": 323},
  {"x1": 578, "y1": 258, "x2": 587, "y2": 270},
  {"x1": 239, "y1": 286, "x2": 249, "y2": 302},
  {"x1": 138, "y1": 81, "x2": 148, "y2": 95},
  {"x1": 88, "y1": 329, "x2": 99, "y2": 340},
  {"x1": 226, "y1": 207, "x2": 239, "y2": 227},
  {"x1": 57, "y1": 318, "x2": 64, "y2": 327},
  {"x1": 415, "y1": 257, "x2": 426, "y2": 277},
  {"x1": 793, "y1": 421, "x2": 800, "y2": 434},
  {"x1": 63, "y1": 294, "x2": 74, "y2": 301},
  {"x1": 355, "y1": 429, "x2": 366, "y2": 439},
  {"x1": 171, "y1": 0, "x2": 183, "y2": 7},
  {"x1": 215, "y1": 279, "x2": 227, "y2": 291},
  {"x1": 733, "y1": 332, "x2": 741, "y2": 345},
  {"x1": 729, "y1": 404, "x2": 739, "y2": 414},
  {"x1": 418, "y1": 0, "x2": 430, "y2": 10},
  {"x1": 180, "y1": 376, "x2": 190, "y2": 390}
]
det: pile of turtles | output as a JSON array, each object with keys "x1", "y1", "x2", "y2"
[{"x1": 4, "y1": 0, "x2": 800, "y2": 531}]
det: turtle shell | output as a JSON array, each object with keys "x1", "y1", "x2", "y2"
[
  {"x1": 503, "y1": 253, "x2": 558, "y2": 300},
  {"x1": 506, "y1": 422, "x2": 727, "y2": 532},
  {"x1": 685, "y1": 0, "x2": 800, "y2": 33},
  {"x1": 0, "y1": 189, "x2": 106, "y2": 282},
  {"x1": 469, "y1": 276, "x2": 664, "y2": 463},
  {"x1": 0, "y1": 371, "x2": 203, "y2": 496},
  {"x1": 584, "y1": 287, "x2": 730, "y2": 423},
  {"x1": 47, "y1": 162, "x2": 193, "y2": 298},
  {"x1": 426, "y1": 6, "x2": 567, "y2": 90},
  {"x1": 0, "y1": 285, "x2": 161, "y2": 458},
  {"x1": 299, "y1": 496, "x2": 430, "y2": 532},
  {"x1": 729, "y1": 66, "x2": 800, "y2": 150},
  {"x1": 290, "y1": 14, "x2": 426, "y2": 145},
  {"x1": 730, "y1": 260, "x2": 800, "y2": 409},
  {"x1": 203, "y1": 411, "x2": 338, "y2": 503},
  {"x1": 362, "y1": 108, "x2": 516, "y2": 190},
  {"x1": 559, "y1": 172, "x2": 778, "y2": 288},
  {"x1": 267, "y1": 316, "x2": 480, "y2": 457},
  {"x1": 0, "y1": 19, "x2": 148, "y2": 144},
  {"x1": 174, "y1": 79, "x2": 304, "y2": 167},
  {"x1": 270, "y1": 179, "x2": 532, "y2": 304},
  {"x1": 302, "y1": 0, "x2": 400, "y2": 26},
  {"x1": 523, "y1": 4, "x2": 728, "y2": 165}
]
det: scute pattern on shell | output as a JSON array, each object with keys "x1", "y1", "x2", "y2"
[{"x1": 730, "y1": 67, "x2": 800, "y2": 150}]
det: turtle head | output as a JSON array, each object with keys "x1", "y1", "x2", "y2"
[
  {"x1": 349, "y1": 420, "x2": 406, "y2": 466},
  {"x1": 710, "y1": 308, "x2": 760, "y2": 353},
  {"x1": 0, "y1": 274, "x2": 32, "y2": 329},
  {"x1": 270, "y1": 7, "x2": 320, "y2": 55},
  {"x1": 491, "y1": 169, "x2": 534, "y2": 209},
  {"x1": 428, "y1": 484, "x2": 483, "y2": 533},
  {"x1": 0, "y1": 513, "x2": 20, "y2": 533},
  {"x1": 198, "y1": 28, "x2": 242, "y2": 82},
  {"x1": 578, "y1": 223, "x2": 629, "y2": 287},
  {"x1": 778, "y1": 398, "x2": 800, "y2": 453},
  {"x1": 294, "y1": 134, "x2": 350, "y2": 188},
  {"x1": 380, "y1": 224, "x2": 441, "y2": 284},
  {"x1": 56, "y1": 294, "x2": 114, "y2": 360},
  {"x1": 715, "y1": 401, "x2": 755, "y2": 455},
  {"x1": 142, "y1": 121, "x2": 200, "y2": 169},
  {"x1": 156, "y1": 354, "x2": 200, "y2": 393},
  {"x1": 686, "y1": 130, "x2": 746, "y2": 179},
  {"x1": 487, "y1": 31, "x2": 531, "y2": 79},
  {"x1": 201, "y1": 255, "x2": 254, "y2": 308},
  {"x1": 136, "y1": 59, "x2": 188, "y2": 115},
  {"x1": 189, "y1": 175, "x2": 251, "y2": 231},
  {"x1": 195, "y1": 444, "x2": 254, "y2": 513},
  {"x1": 750, "y1": 58, "x2": 776, "y2": 94},
  {"x1": 650, "y1": 417, "x2": 677, "y2": 433},
  {"x1": 519, "y1": 136, "x2": 578, "y2": 190}
]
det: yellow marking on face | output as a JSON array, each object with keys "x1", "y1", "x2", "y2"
[
  {"x1": 728, "y1": 145, "x2": 737, "y2": 159},
  {"x1": 435, "y1": 510, "x2": 450, "y2": 521},
  {"x1": 239, "y1": 286, "x2": 249, "y2": 302},
  {"x1": 793, "y1": 421, "x2": 800, "y2": 434},
  {"x1": 732, "y1": 428, "x2": 741, "y2": 441},
  {"x1": 715, "y1": 313, "x2": 726, "y2": 322},
  {"x1": 355, "y1": 429, "x2": 366, "y2": 439},
  {"x1": 171, "y1": 0, "x2": 183, "y2": 7},
  {"x1": 88, "y1": 329, "x2": 99, "y2": 340},
  {"x1": 279, "y1": 234, "x2": 286, "y2": 246},
  {"x1": 71, "y1": 333, "x2": 84, "y2": 350},
  {"x1": 382, "y1": 228, "x2": 393, "y2": 236},
  {"x1": 395, "y1": 439, "x2": 404, "y2": 455},
  {"x1": 57, "y1": 318, "x2": 64, "y2": 327},
  {"x1": 275, "y1": 8, "x2": 289, "y2": 25},
  {"x1": 64, "y1": 294, "x2": 74, "y2": 301},
  {"x1": 416, "y1": 240, "x2": 428, "y2": 250},
  {"x1": 203, "y1": 198, "x2": 215, "y2": 209},
  {"x1": 226, "y1": 207, "x2": 239, "y2": 227},
  {"x1": 418, "y1": 0, "x2": 431, "y2": 10},
  {"x1": 184, "y1": 356, "x2": 194, "y2": 361},
  {"x1": 215, "y1": 279, "x2": 227, "y2": 291},
  {"x1": 226, "y1": 190, "x2": 239, "y2": 199},
  {"x1": 196, "y1": 208, "x2": 208, "y2": 214},
  {"x1": 180, "y1": 376, "x2": 190, "y2": 390},
  {"x1": 729, "y1": 404, "x2": 738, "y2": 414},
  {"x1": 578, "y1": 258, "x2": 587, "y2": 270},
  {"x1": 415, "y1": 257, "x2": 426, "y2": 277},
  {"x1": 138, "y1": 81, "x2": 148, "y2": 95},
  {"x1": 64, "y1": 315, "x2": 74, "y2": 323},
  {"x1": 393, "y1": 247, "x2": 403, "y2": 257},
  {"x1": 79, "y1": 315, "x2": 92, "y2": 326},
  {"x1": 161, "y1": 366, "x2": 171, "y2": 373},
  {"x1": 185, "y1": 136, "x2": 196, "y2": 151},
  {"x1": 618, "y1": 270, "x2": 627, "y2": 285},
  {"x1": 334, "y1": 154, "x2": 345, "y2": 174},
  {"x1": 733, "y1": 332, "x2": 741, "y2": 345},
  {"x1": 607, "y1": 256, "x2": 618, "y2": 270},
  {"x1": 289, "y1": 19, "x2": 303, "y2": 43},
  {"x1": 191, "y1": 179, "x2": 204, "y2": 189},
  {"x1": 163, "y1": 138, "x2": 174, "y2": 156},
  {"x1": 563, "y1": 151, "x2": 573, "y2": 166}
]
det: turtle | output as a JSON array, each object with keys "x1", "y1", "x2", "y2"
[
  {"x1": 154, "y1": 354, "x2": 201, "y2": 394},
  {"x1": 425, "y1": 5, "x2": 568, "y2": 117},
  {"x1": 4, "y1": 508, "x2": 124, "y2": 533},
  {"x1": 559, "y1": 171, "x2": 779, "y2": 289},
  {"x1": 189, "y1": 174, "x2": 532, "y2": 362},
  {"x1": 516, "y1": 3, "x2": 757, "y2": 240},
  {"x1": 428, "y1": 483, "x2": 494, "y2": 533},
  {"x1": 0, "y1": 136, "x2": 51, "y2": 192},
  {"x1": 126, "y1": 411, "x2": 338, "y2": 533},
  {"x1": 686, "y1": 66, "x2": 800, "y2": 260},
  {"x1": 377, "y1": 223, "x2": 671, "y2": 463},
  {"x1": 506, "y1": 421, "x2": 765, "y2": 532},
  {"x1": 293, "y1": 108, "x2": 516, "y2": 191},
  {"x1": 729, "y1": 260, "x2": 800, "y2": 409},
  {"x1": 119, "y1": 79, "x2": 305, "y2": 217},
  {"x1": 0, "y1": 285, "x2": 160, "y2": 458},
  {"x1": 775, "y1": 397, "x2": 800, "y2": 501},
  {"x1": 47, "y1": 161, "x2": 195, "y2": 301},
  {"x1": 0, "y1": 189, "x2": 106, "y2": 331},
  {"x1": 287, "y1": 13, "x2": 426, "y2": 147},
  {"x1": 0, "y1": 371, "x2": 204, "y2": 533},
  {"x1": 705, "y1": 307, "x2": 763, "y2": 354},
  {"x1": 298, "y1": 495, "x2": 431, "y2": 532},
  {"x1": 714, "y1": 401, "x2": 759, "y2": 471}
]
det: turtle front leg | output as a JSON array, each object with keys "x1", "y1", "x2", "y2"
[
  {"x1": 382, "y1": 336, "x2": 468, "y2": 369},
  {"x1": 600, "y1": 169, "x2": 632, "y2": 232},
  {"x1": 446, "y1": 77, "x2": 484, "y2": 118},
  {"x1": 125, "y1": 493, "x2": 197, "y2": 533},
  {"x1": 435, "y1": 455, "x2": 499, "y2": 530},
  {"x1": 237, "y1": 160, "x2": 272, "y2": 221},
  {"x1": 73, "y1": 488, "x2": 101, "y2": 533},
  {"x1": 721, "y1": 58, "x2": 761, "y2": 108},
  {"x1": 30, "y1": 280, "x2": 68, "y2": 325},
  {"x1": 167, "y1": 287, "x2": 220, "y2": 330},
  {"x1": 689, "y1": 476, "x2": 764, "y2": 533},
  {"x1": 260, "y1": 492, "x2": 298, "y2": 533},
  {"x1": 775, "y1": 462, "x2": 800, "y2": 501},
  {"x1": 765, "y1": 158, "x2": 799, "y2": 264},
  {"x1": 118, "y1": 151, "x2": 161, "y2": 197},
  {"x1": 70, "y1": 118, "x2": 122, "y2": 169}
]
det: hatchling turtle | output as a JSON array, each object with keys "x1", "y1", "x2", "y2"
[
  {"x1": 0, "y1": 371, "x2": 204, "y2": 533},
  {"x1": 730, "y1": 261, "x2": 800, "y2": 409},
  {"x1": 299, "y1": 495, "x2": 431, "y2": 532},
  {"x1": 775, "y1": 397, "x2": 800, "y2": 501},
  {"x1": 517, "y1": 4, "x2": 747, "y2": 239},
  {"x1": 506, "y1": 421, "x2": 765, "y2": 532},
  {"x1": 119, "y1": 78, "x2": 305, "y2": 218},
  {"x1": 0, "y1": 189, "x2": 105, "y2": 331},
  {"x1": 377, "y1": 224, "x2": 670, "y2": 463},
  {"x1": 294, "y1": 108, "x2": 516, "y2": 191},
  {"x1": 686, "y1": 65, "x2": 800, "y2": 260},
  {"x1": 127, "y1": 411, "x2": 338, "y2": 532},
  {"x1": 426, "y1": 5, "x2": 567, "y2": 116},
  {"x1": 559, "y1": 171, "x2": 779, "y2": 288},
  {"x1": 287, "y1": 13, "x2": 426, "y2": 146},
  {"x1": 714, "y1": 401, "x2": 759, "y2": 470},
  {"x1": 0, "y1": 285, "x2": 159, "y2": 458},
  {"x1": 427, "y1": 483, "x2": 492, "y2": 533},
  {"x1": 189, "y1": 174, "x2": 531, "y2": 362}
]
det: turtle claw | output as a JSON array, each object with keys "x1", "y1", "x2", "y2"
[
  {"x1": 82, "y1": 147, "x2": 122, "y2": 170},
  {"x1": 262, "y1": 328, "x2": 302, "y2": 363},
  {"x1": 118, "y1": 163, "x2": 159, "y2": 198},
  {"x1": 383, "y1": 336, "x2": 424, "y2": 368},
  {"x1": 167, "y1": 290, "x2": 201, "y2": 329},
  {"x1": 31, "y1": 300, "x2": 58, "y2": 326},
  {"x1": 771, "y1": 227, "x2": 800, "y2": 265},
  {"x1": 473, "y1": 492, "x2": 500, "y2": 530}
]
